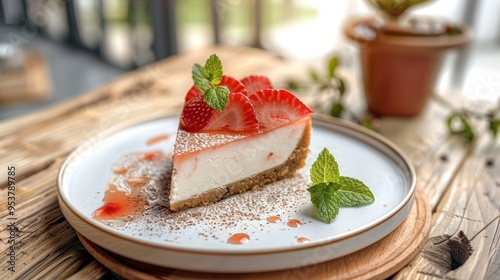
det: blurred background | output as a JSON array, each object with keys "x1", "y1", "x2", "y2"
[{"x1": 1, "y1": 0, "x2": 499, "y2": 120}]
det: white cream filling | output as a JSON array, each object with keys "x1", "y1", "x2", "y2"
[{"x1": 170, "y1": 120, "x2": 308, "y2": 204}]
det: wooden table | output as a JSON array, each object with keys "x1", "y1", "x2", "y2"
[{"x1": 1, "y1": 46, "x2": 498, "y2": 279}]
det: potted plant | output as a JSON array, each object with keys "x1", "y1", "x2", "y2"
[{"x1": 344, "y1": 0, "x2": 471, "y2": 116}]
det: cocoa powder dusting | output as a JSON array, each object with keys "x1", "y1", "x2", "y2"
[{"x1": 98, "y1": 151, "x2": 311, "y2": 245}]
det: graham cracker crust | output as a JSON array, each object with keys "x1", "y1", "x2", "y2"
[{"x1": 170, "y1": 122, "x2": 312, "y2": 212}]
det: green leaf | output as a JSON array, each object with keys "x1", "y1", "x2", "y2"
[
  {"x1": 285, "y1": 79, "x2": 299, "y2": 91},
  {"x1": 490, "y1": 119, "x2": 500, "y2": 138},
  {"x1": 307, "y1": 182, "x2": 341, "y2": 223},
  {"x1": 360, "y1": 115, "x2": 378, "y2": 131},
  {"x1": 192, "y1": 63, "x2": 211, "y2": 93},
  {"x1": 446, "y1": 112, "x2": 458, "y2": 131},
  {"x1": 204, "y1": 54, "x2": 223, "y2": 84},
  {"x1": 328, "y1": 56, "x2": 338, "y2": 78},
  {"x1": 330, "y1": 102, "x2": 344, "y2": 118},
  {"x1": 310, "y1": 148, "x2": 340, "y2": 185},
  {"x1": 338, "y1": 78, "x2": 346, "y2": 96},
  {"x1": 447, "y1": 113, "x2": 475, "y2": 142},
  {"x1": 309, "y1": 69, "x2": 320, "y2": 81},
  {"x1": 368, "y1": 0, "x2": 430, "y2": 21},
  {"x1": 204, "y1": 86, "x2": 229, "y2": 111},
  {"x1": 337, "y1": 177, "x2": 375, "y2": 206},
  {"x1": 460, "y1": 115, "x2": 474, "y2": 142}
]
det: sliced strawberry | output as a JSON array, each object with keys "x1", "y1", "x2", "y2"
[
  {"x1": 179, "y1": 95, "x2": 215, "y2": 132},
  {"x1": 240, "y1": 75, "x2": 273, "y2": 96},
  {"x1": 249, "y1": 89, "x2": 313, "y2": 130},
  {"x1": 203, "y1": 92, "x2": 259, "y2": 133},
  {"x1": 185, "y1": 75, "x2": 247, "y2": 101},
  {"x1": 185, "y1": 85, "x2": 202, "y2": 102}
]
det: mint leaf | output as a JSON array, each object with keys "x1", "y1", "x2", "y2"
[
  {"x1": 310, "y1": 148, "x2": 339, "y2": 185},
  {"x1": 191, "y1": 54, "x2": 230, "y2": 111},
  {"x1": 192, "y1": 63, "x2": 211, "y2": 93},
  {"x1": 307, "y1": 182, "x2": 341, "y2": 223},
  {"x1": 204, "y1": 54, "x2": 223, "y2": 84},
  {"x1": 204, "y1": 86, "x2": 229, "y2": 111},
  {"x1": 336, "y1": 176, "x2": 375, "y2": 206}
]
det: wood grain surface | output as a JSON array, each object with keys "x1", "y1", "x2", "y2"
[
  {"x1": 1, "y1": 46, "x2": 498, "y2": 279},
  {"x1": 394, "y1": 129, "x2": 500, "y2": 279},
  {"x1": 77, "y1": 191, "x2": 430, "y2": 280}
]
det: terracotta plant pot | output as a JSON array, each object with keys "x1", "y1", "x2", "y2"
[{"x1": 344, "y1": 17, "x2": 471, "y2": 116}]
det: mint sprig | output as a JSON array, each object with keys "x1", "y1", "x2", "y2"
[
  {"x1": 307, "y1": 148, "x2": 375, "y2": 223},
  {"x1": 192, "y1": 54, "x2": 230, "y2": 111}
]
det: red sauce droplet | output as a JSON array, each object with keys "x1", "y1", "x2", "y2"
[
  {"x1": 94, "y1": 151, "x2": 171, "y2": 226},
  {"x1": 147, "y1": 134, "x2": 170, "y2": 146},
  {"x1": 93, "y1": 186, "x2": 145, "y2": 220},
  {"x1": 297, "y1": 237, "x2": 310, "y2": 243},
  {"x1": 287, "y1": 219, "x2": 302, "y2": 228},
  {"x1": 267, "y1": 152, "x2": 274, "y2": 160},
  {"x1": 267, "y1": 216, "x2": 281, "y2": 223},
  {"x1": 141, "y1": 151, "x2": 161, "y2": 161},
  {"x1": 94, "y1": 202, "x2": 121, "y2": 217},
  {"x1": 112, "y1": 166, "x2": 129, "y2": 175},
  {"x1": 228, "y1": 233, "x2": 250, "y2": 245}
]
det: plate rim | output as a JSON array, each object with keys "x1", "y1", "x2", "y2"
[{"x1": 57, "y1": 114, "x2": 416, "y2": 256}]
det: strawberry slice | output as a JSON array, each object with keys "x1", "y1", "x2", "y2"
[
  {"x1": 179, "y1": 95, "x2": 215, "y2": 132},
  {"x1": 249, "y1": 89, "x2": 313, "y2": 130},
  {"x1": 203, "y1": 92, "x2": 259, "y2": 133},
  {"x1": 185, "y1": 75, "x2": 247, "y2": 101},
  {"x1": 241, "y1": 75, "x2": 273, "y2": 96}
]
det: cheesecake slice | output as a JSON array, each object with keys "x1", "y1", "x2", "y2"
[{"x1": 170, "y1": 72, "x2": 312, "y2": 211}]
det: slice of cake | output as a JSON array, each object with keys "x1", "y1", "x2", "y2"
[{"x1": 170, "y1": 55, "x2": 313, "y2": 211}]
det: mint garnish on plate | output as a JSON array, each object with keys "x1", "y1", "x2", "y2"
[
  {"x1": 192, "y1": 54, "x2": 230, "y2": 111},
  {"x1": 308, "y1": 148, "x2": 375, "y2": 223}
]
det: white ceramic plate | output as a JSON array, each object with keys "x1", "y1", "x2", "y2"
[{"x1": 57, "y1": 115, "x2": 415, "y2": 273}]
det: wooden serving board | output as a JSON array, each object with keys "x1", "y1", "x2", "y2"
[{"x1": 77, "y1": 190, "x2": 430, "y2": 280}]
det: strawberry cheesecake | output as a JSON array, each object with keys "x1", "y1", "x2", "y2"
[{"x1": 170, "y1": 56, "x2": 313, "y2": 211}]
